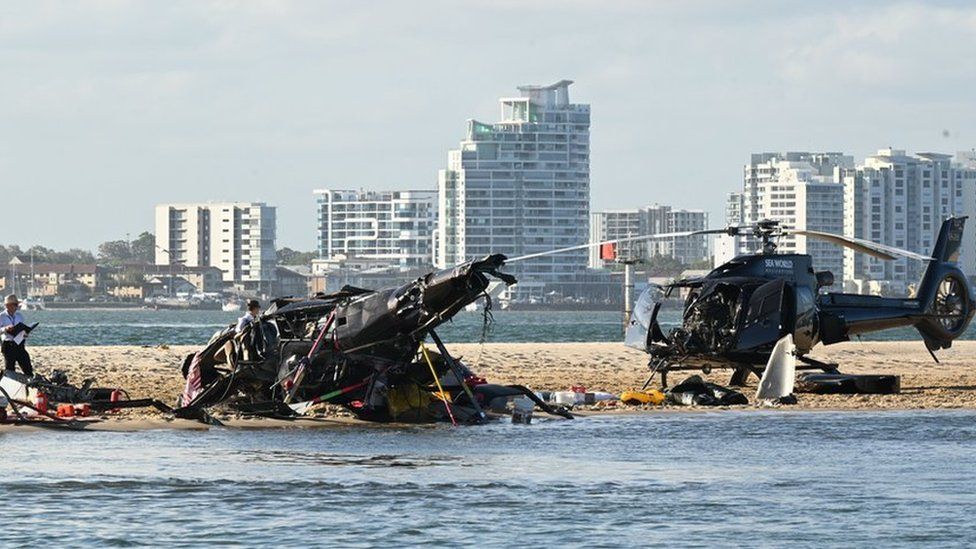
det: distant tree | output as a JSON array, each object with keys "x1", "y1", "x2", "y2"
[
  {"x1": 0, "y1": 245, "x2": 23, "y2": 264},
  {"x1": 50, "y1": 248, "x2": 96, "y2": 264},
  {"x1": 130, "y1": 232, "x2": 155, "y2": 264},
  {"x1": 114, "y1": 266, "x2": 147, "y2": 286},
  {"x1": 644, "y1": 255, "x2": 688, "y2": 278},
  {"x1": 0, "y1": 231, "x2": 153, "y2": 268},
  {"x1": 98, "y1": 240, "x2": 132, "y2": 266},
  {"x1": 276, "y1": 247, "x2": 317, "y2": 265},
  {"x1": 26, "y1": 245, "x2": 55, "y2": 262}
]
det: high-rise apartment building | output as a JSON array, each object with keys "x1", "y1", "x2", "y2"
[
  {"x1": 437, "y1": 80, "x2": 590, "y2": 290},
  {"x1": 719, "y1": 152, "x2": 851, "y2": 281},
  {"x1": 314, "y1": 189, "x2": 437, "y2": 269},
  {"x1": 661, "y1": 208, "x2": 711, "y2": 264},
  {"x1": 741, "y1": 152, "x2": 852, "y2": 227},
  {"x1": 588, "y1": 210, "x2": 642, "y2": 268},
  {"x1": 844, "y1": 149, "x2": 976, "y2": 292},
  {"x1": 957, "y1": 149, "x2": 976, "y2": 168},
  {"x1": 726, "y1": 191, "x2": 744, "y2": 225},
  {"x1": 589, "y1": 205, "x2": 709, "y2": 268},
  {"x1": 154, "y1": 202, "x2": 277, "y2": 289}
]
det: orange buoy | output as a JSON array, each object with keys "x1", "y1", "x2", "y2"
[{"x1": 57, "y1": 403, "x2": 75, "y2": 418}]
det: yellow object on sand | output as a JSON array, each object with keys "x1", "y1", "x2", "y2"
[
  {"x1": 620, "y1": 389, "x2": 666, "y2": 406},
  {"x1": 431, "y1": 390, "x2": 453, "y2": 403}
]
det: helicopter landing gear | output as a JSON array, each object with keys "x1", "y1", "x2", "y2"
[
  {"x1": 643, "y1": 358, "x2": 670, "y2": 389},
  {"x1": 729, "y1": 365, "x2": 759, "y2": 387}
]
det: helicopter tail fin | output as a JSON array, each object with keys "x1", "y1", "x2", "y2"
[{"x1": 913, "y1": 217, "x2": 974, "y2": 351}]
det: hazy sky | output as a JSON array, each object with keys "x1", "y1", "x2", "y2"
[{"x1": 1, "y1": 0, "x2": 974, "y2": 251}]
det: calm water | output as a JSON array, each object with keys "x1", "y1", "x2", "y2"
[
  {"x1": 1, "y1": 411, "x2": 974, "y2": 547},
  {"x1": 18, "y1": 308, "x2": 976, "y2": 346}
]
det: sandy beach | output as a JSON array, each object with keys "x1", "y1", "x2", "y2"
[{"x1": 4, "y1": 340, "x2": 973, "y2": 424}]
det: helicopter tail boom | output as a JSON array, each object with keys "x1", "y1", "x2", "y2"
[{"x1": 820, "y1": 217, "x2": 974, "y2": 350}]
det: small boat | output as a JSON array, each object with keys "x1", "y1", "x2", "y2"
[
  {"x1": 222, "y1": 301, "x2": 242, "y2": 312},
  {"x1": 22, "y1": 296, "x2": 46, "y2": 311}
]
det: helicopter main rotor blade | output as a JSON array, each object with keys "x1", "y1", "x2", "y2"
[
  {"x1": 505, "y1": 229, "x2": 729, "y2": 263},
  {"x1": 787, "y1": 229, "x2": 932, "y2": 262}
]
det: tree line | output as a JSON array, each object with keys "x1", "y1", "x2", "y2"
[
  {"x1": 1, "y1": 233, "x2": 319, "y2": 268},
  {"x1": 0, "y1": 232, "x2": 156, "y2": 267}
]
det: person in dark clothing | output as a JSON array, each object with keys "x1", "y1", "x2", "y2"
[{"x1": 0, "y1": 294, "x2": 33, "y2": 377}]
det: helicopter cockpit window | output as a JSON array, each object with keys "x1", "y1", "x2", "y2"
[
  {"x1": 634, "y1": 285, "x2": 665, "y2": 328},
  {"x1": 625, "y1": 285, "x2": 666, "y2": 351}
]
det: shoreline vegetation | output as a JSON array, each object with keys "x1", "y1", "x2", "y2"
[{"x1": 2, "y1": 340, "x2": 975, "y2": 432}]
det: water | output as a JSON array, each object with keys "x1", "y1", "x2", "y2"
[
  {"x1": 19, "y1": 308, "x2": 976, "y2": 346},
  {"x1": 1, "y1": 411, "x2": 974, "y2": 546},
  {"x1": 23, "y1": 309, "x2": 240, "y2": 346}
]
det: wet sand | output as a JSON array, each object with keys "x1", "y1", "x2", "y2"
[{"x1": 2, "y1": 340, "x2": 975, "y2": 431}]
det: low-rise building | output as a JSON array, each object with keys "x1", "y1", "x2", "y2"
[
  {"x1": 274, "y1": 265, "x2": 313, "y2": 298},
  {"x1": 117, "y1": 264, "x2": 226, "y2": 293},
  {"x1": 4, "y1": 262, "x2": 108, "y2": 297},
  {"x1": 108, "y1": 284, "x2": 151, "y2": 300}
]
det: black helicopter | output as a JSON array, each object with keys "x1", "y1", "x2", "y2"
[{"x1": 624, "y1": 216, "x2": 974, "y2": 387}]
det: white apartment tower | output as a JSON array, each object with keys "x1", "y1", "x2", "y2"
[
  {"x1": 662, "y1": 207, "x2": 711, "y2": 264},
  {"x1": 726, "y1": 192, "x2": 744, "y2": 225},
  {"x1": 437, "y1": 80, "x2": 590, "y2": 289},
  {"x1": 314, "y1": 189, "x2": 437, "y2": 268},
  {"x1": 741, "y1": 152, "x2": 852, "y2": 226},
  {"x1": 154, "y1": 202, "x2": 277, "y2": 289},
  {"x1": 589, "y1": 205, "x2": 709, "y2": 268},
  {"x1": 721, "y1": 152, "x2": 852, "y2": 281},
  {"x1": 588, "y1": 210, "x2": 642, "y2": 268},
  {"x1": 844, "y1": 149, "x2": 976, "y2": 292}
]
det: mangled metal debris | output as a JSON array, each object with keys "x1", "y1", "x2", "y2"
[
  {"x1": 173, "y1": 255, "x2": 573, "y2": 425},
  {"x1": 0, "y1": 369, "x2": 170, "y2": 429}
]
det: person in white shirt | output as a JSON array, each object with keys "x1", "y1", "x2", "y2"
[
  {"x1": 236, "y1": 300, "x2": 261, "y2": 333},
  {"x1": 0, "y1": 294, "x2": 33, "y2": 377}
]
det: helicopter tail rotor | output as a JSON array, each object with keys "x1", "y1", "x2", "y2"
[{"x1": 912, "y1": 217, "x2": 974, "y2": 350}]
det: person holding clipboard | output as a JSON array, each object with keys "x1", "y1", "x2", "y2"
[{"x1": 0, "y1": 294, "x2": 37, "y2": 377}]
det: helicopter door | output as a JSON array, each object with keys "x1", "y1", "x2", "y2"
[{"x1": 735, "y1": 279, "x2": 789, "y2": 351}]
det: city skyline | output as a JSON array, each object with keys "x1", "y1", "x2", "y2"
[{"x1": 3, "y1": 1, "x2": 976, "y2": 251}]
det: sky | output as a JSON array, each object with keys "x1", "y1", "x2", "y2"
[{"x1": 1, "y1": 0, "x2": 975, "y2": 251}]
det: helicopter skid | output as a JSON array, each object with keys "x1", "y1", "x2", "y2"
[{"x1": 647, "y1": 354, "x2": 840, "y2": 389}]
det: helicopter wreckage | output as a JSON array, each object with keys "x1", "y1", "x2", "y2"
[{"x1": 173, "y1": 255, "x2": 573, "y2": 425}]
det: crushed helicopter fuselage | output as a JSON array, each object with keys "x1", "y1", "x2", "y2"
[{"x1": 173, "y1": 255, "x2": 572, "y2": 425}]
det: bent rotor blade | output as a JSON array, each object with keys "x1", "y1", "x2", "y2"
[
  {"x1": 788, "y1": 230, "x2": 932, "y2": 262},
  {"x1": 505, "y1": 229, "x2": 730, "y2": 263}
]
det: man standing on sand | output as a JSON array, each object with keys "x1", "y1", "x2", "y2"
[
  {"x1": 236, "y1": 299, "x2": 261, "y2": 333},
  {"x1": 0, "y1": 294, "x2": 33, "y2": 377}
]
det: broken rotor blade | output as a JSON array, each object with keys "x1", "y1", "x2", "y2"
[
  {"x1": 505, "y1": 229, "x2": 730, "y2": 263},
  {"x1": 788, "y1": 229, "x2": 932, "y2": 262}
]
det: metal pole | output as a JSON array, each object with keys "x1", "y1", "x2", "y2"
[
  {"x1": 623, "y1": 261, "x2": 634, "y2": 334},
  {"x1": 156, "y1": 245, "x2": 173, "y2": 298}
]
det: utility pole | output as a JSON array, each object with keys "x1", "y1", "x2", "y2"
[{"x1": 156, "y1": 246, "x2": 173, "y2": 297}]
